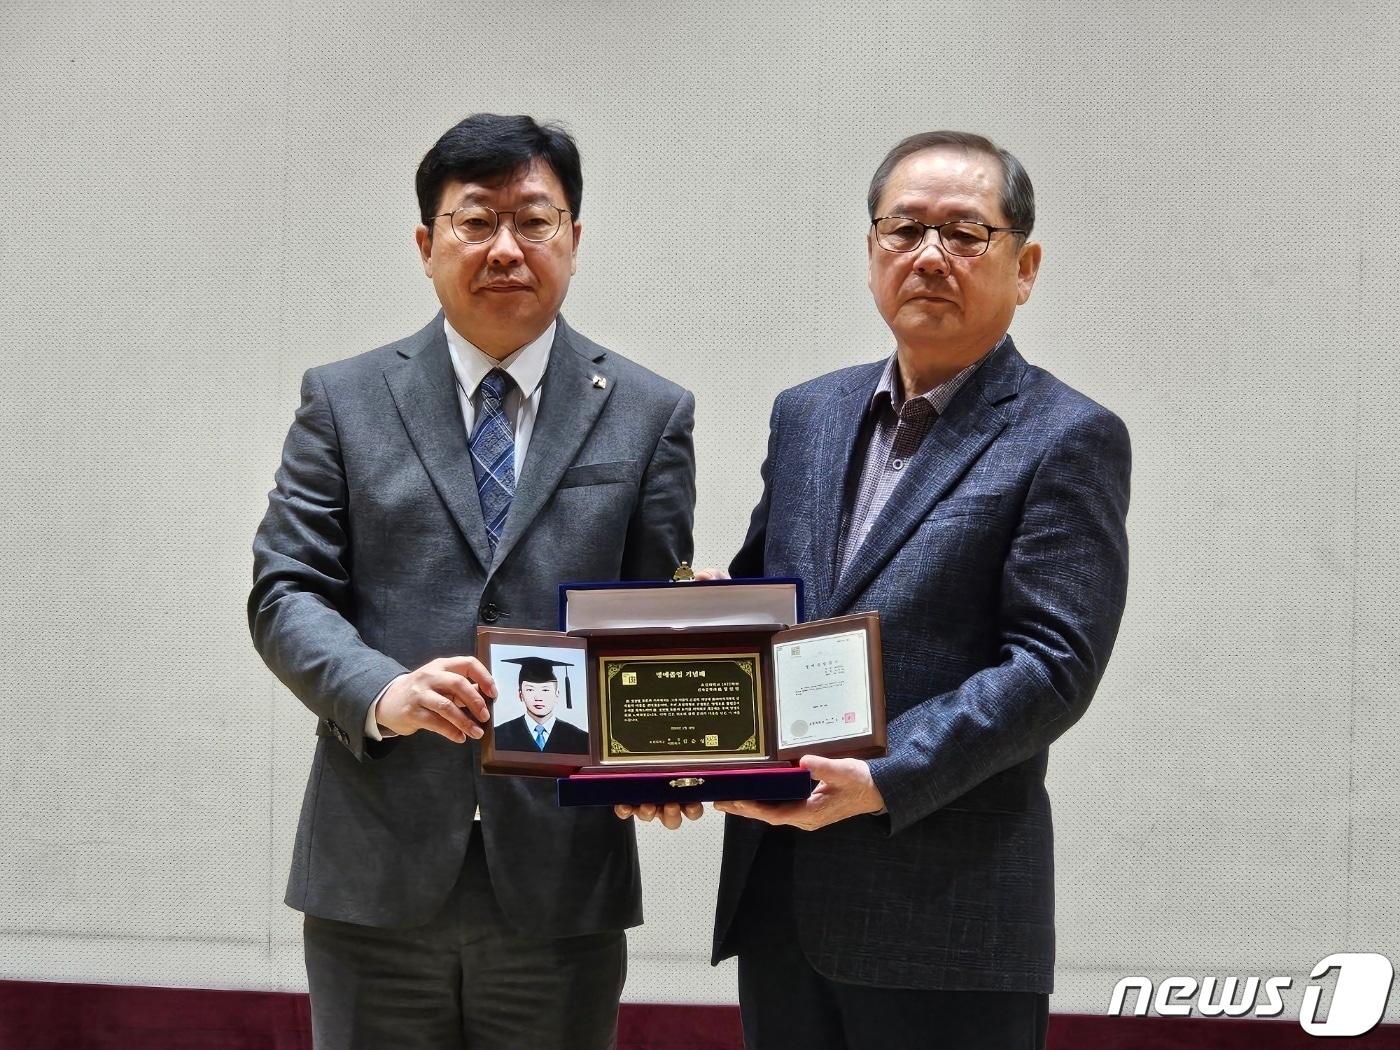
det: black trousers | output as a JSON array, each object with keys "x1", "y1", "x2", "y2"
[
  {"x1": 733, "y1": 830, "x2": 1048, "y2": 1050},
  {"x1": 302, "y1": 826, "x2": 626, "y2": 1050}
]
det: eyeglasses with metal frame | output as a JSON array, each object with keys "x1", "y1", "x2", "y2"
[
  {"x1": 871, "y1": 216, "x2": 1027, "y2": 257},
  {"x1": 428, "y1": 203, "x2": 573, "y2": 244}
]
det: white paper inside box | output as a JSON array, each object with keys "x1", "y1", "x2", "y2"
[{"x1": 561, "y1": 580, "x2": 799, "y2": 632}]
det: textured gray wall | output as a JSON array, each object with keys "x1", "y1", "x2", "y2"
[{"x1": 2, "y1": 0, "x2": 1396, "y2": 1019}]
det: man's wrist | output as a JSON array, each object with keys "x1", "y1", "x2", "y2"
[
  {"x1": 864, "y1": 761, "x2": 888, "y2": 815},
  {"x1": 364, "y1": 676, "x2": 405, "y2": 741}
]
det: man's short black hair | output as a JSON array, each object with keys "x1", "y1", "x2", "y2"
[
  {"x1": 415, "y1": 113, "x2": 582, "y2": 230},
  {"x1": 866, "y1": 131, "x2": 1034, "y2": 237}
]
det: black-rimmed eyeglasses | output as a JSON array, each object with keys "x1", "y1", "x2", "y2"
[
  {"x1": 428, "y1": 204, "x2": 573, "y2": 244},
  {"x1": 872, "y1": 216, "x2": 1026, "y2": 257}
]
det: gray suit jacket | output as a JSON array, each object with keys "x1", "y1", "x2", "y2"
[
  {"x1": 712, "y1": 337, "x2": 1130, "y2": 993},
  {"x1": 250, "y1": 314, "x2": 695, "y2": 933}
]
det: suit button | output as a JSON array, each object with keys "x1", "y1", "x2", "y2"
[{"x1": 481, "y1": 603, "x2": 500, "y2": 623}]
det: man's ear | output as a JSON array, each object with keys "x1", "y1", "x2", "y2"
[
  {"x1": 415, "y1": 225, "x2": 433, "y2": 276},
  {"x1": 1016, "y1": 239, "x2": 1042, "y2": 305},
  {"x1": 866, "y1": 228, "x2": 877, "y2": 294},
  {"x1": 569, "y1": 219, "x2": 583, "y2": 275}
]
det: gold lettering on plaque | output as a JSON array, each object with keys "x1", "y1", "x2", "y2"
[{"x1": 597, "y1": 652, "x2": 765, "y2": 765}]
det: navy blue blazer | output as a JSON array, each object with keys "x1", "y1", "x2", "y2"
[{"x1": 712, "y1": 337, "x2": 1131, "y2": 993}]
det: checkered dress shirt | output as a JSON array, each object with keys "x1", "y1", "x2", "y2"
[{"x1": 836, "y1": 339, "x2": 1003, "y2": 578}]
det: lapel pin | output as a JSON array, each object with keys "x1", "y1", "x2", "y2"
[{"x1": 591, "y1": 374, "x2": 607, "y2": 389}]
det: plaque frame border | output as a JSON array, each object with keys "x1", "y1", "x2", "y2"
[
  {"x1": 594, "y1": 650, "x2": 768, "y2": 766},
  {"x1": 479, "y1": 627, "x2": 592, "y2": 776},
  {"x1": 769, "y1": 612, "x2": 887, "y2": 761}
]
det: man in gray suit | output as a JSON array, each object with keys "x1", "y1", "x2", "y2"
[
  {"x1": 700, "y1": 133, "x2": 1130, "y2": 1049},
  {"x1": 250, "y1": 114, "x2": 695, "y2": 1049}
]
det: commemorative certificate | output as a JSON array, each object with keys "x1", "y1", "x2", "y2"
[
  {"x1": 477, "y1": 578, "x2": 886, "y2": 805},
  {"x1": 773, "y1": 627, "x2": 872, "y2": 750}
]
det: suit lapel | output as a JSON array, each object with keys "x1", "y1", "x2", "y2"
[
  {"x1": 826, "y1": 338, "x2": 1028, "y2": 614},
  {"x1": 806, "y1": 363, "x2": 884, "y2": 617},
  {"x1": 383, "y1": 317, "x2": 495, "y2": 571},
  {"x1": 490, "y1": 318, "x2": 612, "y2": 570}
]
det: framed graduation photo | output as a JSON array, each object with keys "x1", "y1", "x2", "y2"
[{"x1": 479, "y1": 629, "x2": 591, "y2": 775}]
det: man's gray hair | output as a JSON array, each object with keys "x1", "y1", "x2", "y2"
[{"x1": 866, "y1": 131, "x2": 1035, "y2": 237}]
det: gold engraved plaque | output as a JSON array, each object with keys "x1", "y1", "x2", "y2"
[{"x1": 598, "y1": 653, "x2": 764, "y2": 765}]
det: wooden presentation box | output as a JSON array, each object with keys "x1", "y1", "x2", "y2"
[{"x1": 477, "y1": 579, "x2": 885, "y2": 806}]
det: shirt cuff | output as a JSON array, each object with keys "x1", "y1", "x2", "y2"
[{"x1": 364, "y1": 676, "x2": 405, "y2": 741}]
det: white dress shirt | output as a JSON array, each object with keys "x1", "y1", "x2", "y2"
[
  {"x1": 524, "y1": 713, "x2": 557, "y2": 748},
  {"x1": 444, "y1": 316, "x2": 554, "y2": 481},
  {"x1": 364, "y1": 317, "x2": 556, "y2": 741}
]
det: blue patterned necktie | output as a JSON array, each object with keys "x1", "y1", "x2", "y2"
[
  {"x1": 469, "y1": 369, "x2": 515, "y2": 550},
  {"x1": 533, "y1": 724, "x2": 547, "y2": 750}
]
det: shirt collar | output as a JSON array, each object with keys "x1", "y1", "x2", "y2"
[
  {"x1": 444, "y1": 317, "x2": 556, "y2": 400},
  {"x1": 871, "y1": 334, "x2": 1006, "y2": 417},
  {"x1": 525, "y1": 713, "x2": 557, "y2": 735}
]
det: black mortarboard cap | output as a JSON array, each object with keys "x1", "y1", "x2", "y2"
[{"x1": 502, "y1": 656, "x2": 574, "y2": 708}]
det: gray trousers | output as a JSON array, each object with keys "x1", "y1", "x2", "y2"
[{"x1": 303, "y1": 828, "x2": 626, "y2": 1050}]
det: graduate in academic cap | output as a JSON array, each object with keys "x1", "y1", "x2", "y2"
[{"x1": 494, "y1": 656, "x2": 590, "y2": 755}]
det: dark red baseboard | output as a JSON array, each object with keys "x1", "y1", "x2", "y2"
[
  {"x1": 1, "y1": 980, "x2": 1398, "y2": 1049},
  {"x1": 0, "y1": 979, "x2": 312, "y2": 1050}
]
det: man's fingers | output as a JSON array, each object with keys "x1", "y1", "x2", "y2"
[
  {"x1": 799, "y1": 755, "x2": 833, "y2": 787},
  {"x1": 416, "y1": 709, "x2": 471, "y2": 744},
  {"x1": 425, "y1": 693, "x2": 483, "y2": 739},
  {"x1": 799, "y1": 754, "x2": 847, "y2": 782},
  {"x1": 656, "y1": 803, "x2": 704, "y2": 828},
  {"x1": 716, "y1": 799, "x2": 803, "y2": 826},
  {"x1": 692, "y1": 567, "x2": 730, "y2": 581},
  {"x1": 618, "y1": 802, "x2": 701, "y2": 826},
  {"x1": 722, "y1": 806, "x2": 767, "y2": 823},
  {"x1": 377, "y1": 658, "x2": 499, "y2": 739},
  {"x1": 438, "y1": 655, "x2": 498, "y2": 699},
  {"x1": 399, "y1": 687, "x2": 477, "y2": 739},
  {"x1": 431, "y1": 672, "x2": 491, "y2": 723}
]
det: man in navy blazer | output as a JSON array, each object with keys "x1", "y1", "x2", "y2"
[{"x1": 706, "y1": 133, "x2": 1132, "y2": 1049}]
